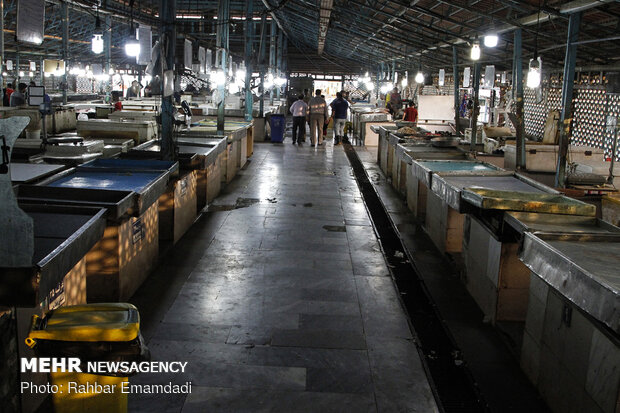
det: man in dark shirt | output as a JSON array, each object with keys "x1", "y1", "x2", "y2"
[{"x1": 329, "y1": 92, "x2": 349, "y2": 145}]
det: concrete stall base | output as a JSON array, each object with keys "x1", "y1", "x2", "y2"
[
  {"x1": 521, "y1": 274, "x2": 620, "y2": 413},
  {"x1": 424, "y1": 190, "x2": 465, "y2": 254},
  {"x1": 462, "y1": 215, "x2": 530, "y2": 323},
  {"x1": 159, "y1": 171, "x2": 198, "y2": 245},
  {"x1": 85, "y1": 201, "x2": 159, "y2": 302}
]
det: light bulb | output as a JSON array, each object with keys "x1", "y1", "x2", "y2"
[
  {"x1": 527, "y1": 57, "x2": 542, "y2": 88},
  {"x1": 415, "y1": 72, "x2": 424, "y2": 83},
  {"x1": 484, "y1": 34, "x2": 498, "y2": 48},
  {"x1": 471, "y1": 42, "x2": 481, "y2": 60},
  {"x1": 92, "y1": 34, "x2": 104, "y2": 54},
  {"x1": 19, "y1": 71, "x2": 25, "y2": 77},
  {"x1": 125, "y1": 40, "x2": 140, "y2": 57},
  {"x1": 29, "y1": 72, "x2": 34, "y2": 77},
  {"x1": 2, "y1": 72, "x2": 7, "y2": 77}
]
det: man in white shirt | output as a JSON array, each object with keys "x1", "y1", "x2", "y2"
[
  {"x1": 289, "y1": 95, "x2": 308, "y2": 145},
  {"x1": 308, "y1": 89, "x2": 328, "y2": 146}
]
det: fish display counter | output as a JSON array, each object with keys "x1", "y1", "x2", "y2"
[
  {"x1": 76, "y1": 119, "x2": 158, "y2": 144},
  {"x1": 427, "y1": 172, "x2": 557, "y2": 254},
  {"x1": 182, "y1": 119, "x2": 253, "y2": 184},
  {"x1": 129, "y1": 136, "x2": 226, "y2": 228},
  {"x1": 406, "y1": 160, "x2": 500, "y2": 221}
]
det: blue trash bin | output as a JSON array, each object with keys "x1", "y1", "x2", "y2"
[{"x1": 270, "y1": 114, "x2": 285, "y2": 143}]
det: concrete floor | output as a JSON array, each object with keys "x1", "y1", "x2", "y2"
[{"x1": 129, "y1": 130, "x2": 438, "y2": 412}]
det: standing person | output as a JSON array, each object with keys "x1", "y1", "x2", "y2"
[
  {"x1": 389, "y1": 87, "x2": 402, "y2": 116},
  {"x1": 330, "y1": 92, "x2": 349, "y2": 145},
  {"x1": 4, "y1": 83, "x2": 14, "y2": 106},
  {"x1": 402, "y1": 101, "x2": 418, "y2": 124},
  {"x1": 289, "y1": 94, "x2": 308, "y2": 145},
  {"x1": 308, "y1": 89, "x2": 328, "y2": 146},
  {"x1": 9, "y1": 83, "x2": 27, "y2": 107}
]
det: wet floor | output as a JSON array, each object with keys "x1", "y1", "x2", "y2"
[{"x1": 129, "y1": 132, "x2": 438, "y2": 412}]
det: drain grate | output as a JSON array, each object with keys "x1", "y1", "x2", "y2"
[
  {"x1": 322, "y1": 225, "x2": 346, "y2": 232},
  {"x1": 343, "y1": 142, "x2": 489, "y2": 413}
]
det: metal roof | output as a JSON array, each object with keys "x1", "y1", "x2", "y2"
[{"x1": 2, "y1": 0, "x2": 619, "y2": 75}]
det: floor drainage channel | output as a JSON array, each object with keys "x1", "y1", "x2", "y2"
[{"x1": 343, "y1": 142, "x2": 488, "y2": 413}]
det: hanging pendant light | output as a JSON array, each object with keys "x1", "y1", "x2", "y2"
[
  {"x1": 470, "y1": 40, "x2": 481, "y2": 61},
  {"x1": 527, "y1": 57, "x2": 542, "y2": 88},
  {"x1": 415, "y1": 71, "x2": 424, "y2": 83},
  {"x1": 91, "y1": 11, "x2": 104, "y2": 54}
]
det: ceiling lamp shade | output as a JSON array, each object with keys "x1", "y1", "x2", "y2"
[{"x1": 415, "y1": 72, "x2": 424, "y2": 83}]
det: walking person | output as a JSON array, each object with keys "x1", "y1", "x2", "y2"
[
  {"x1": 308, "y1": 89, "x2": 328, "y2": 146},
  {"x1": 289, "y1": 94, "x2": 308, "y2": 145},
  {"x1": 330, "y1": 92, "x2": 349, "y2": 145}
]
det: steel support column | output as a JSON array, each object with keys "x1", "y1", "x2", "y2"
[
  {"x1": 375, "y1": 66, "x2": 380, "y2": 100},
  {"x1": 244, "y1": 0, "x2": 253, "y2": 122},
  {"x1": 160, "y1": 0, "x2": 176, "y2": 160},
  {"x1": 276, "y1": 29, "x2": 283, "y2": 100},
  {"x1": 61, "y1": 1, "x2": 68, "y2": 104},
  {"x1": 514, "y1": 28, "x2": 525, "y2": 169},
  {"x1": 453, "y1": 46, "x2": 460, "y2": 136},
  {"x1": 216, "y1": 0, "x2": 230, "y2": 135},
  {"x1": 104, "y1": 15, "x2": 112, "y2": 102},
  {"x1": 258, "y1": 14, "x2": 267, "y2": 117},
  {"x1": 470, "y1": 62, "x2": 481, "y2": 152},
  {"x1": 0, "y1": 0, "x2": 4, "y2": 105},
  {"x1": 269, "y1": 21, "x2": 276, "y2": 106},
  {"x1": 555, "y1": 12, "x2": 582, "y2": 188}
]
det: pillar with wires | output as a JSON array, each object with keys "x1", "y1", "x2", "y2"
[
  {"x1": 452, "y1": 46, "x2": 459, "y2": 136},
  {"x1": 269, "y1": 20, "x2": 276, "y2": 106},
  {"x1": 244, "y1": 0, "x2": 254, "y2": 122},
  {"x1": 160, "y1": 0, "x2": 176, "y2": 160},
  {"x1": 258, "y1": 13, "x2": 267, "y2": 118},
  {"x1": 276, "y1": 29, "x2": 283, "y2": 100},
  {"x1": 61, "y1": 1, "x2": 68, "y2": 105},
  {"x1": 104, "y1": 15, "x2": 112, "y2": 103},
  {"x1": 216, "y1": 0, "x2": 230, "y2": 135},
  {"x1": 555, "y1": 12, "x2": 582, "y2": 188},
  {"x1": 470, "y1": 62, "x2": 481, "y2": 152}
]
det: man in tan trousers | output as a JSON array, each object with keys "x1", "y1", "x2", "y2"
[{"x1": 308, "y1": 89, "x2": 328, "y2": 146}]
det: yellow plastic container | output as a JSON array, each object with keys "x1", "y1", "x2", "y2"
[{"x1": 25, "y1": 303, "x2": 143, "y2": 413}]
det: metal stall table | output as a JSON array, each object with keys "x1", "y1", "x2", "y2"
[
  {"x1": 428, "y1": 172, "x2": 557, "y2": 254},
  {"x1": 519, "y1": 232, "x2": 620, "y2": 413},
  {"x1": 35, "y1": 159, "x2": 176, "y2": 301},
  {"x1": 406, "y1": 159, "x2": 501, "y2": 221},
  {"x1": 77, "y1": 119, "x2": 158, "y2": 144},
  {"x1": 183, "y1": 119, "x2": 253, "y2": 184},
  {"x1": 461, "y1": 202, "x2": 598, "y2": 325}
]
